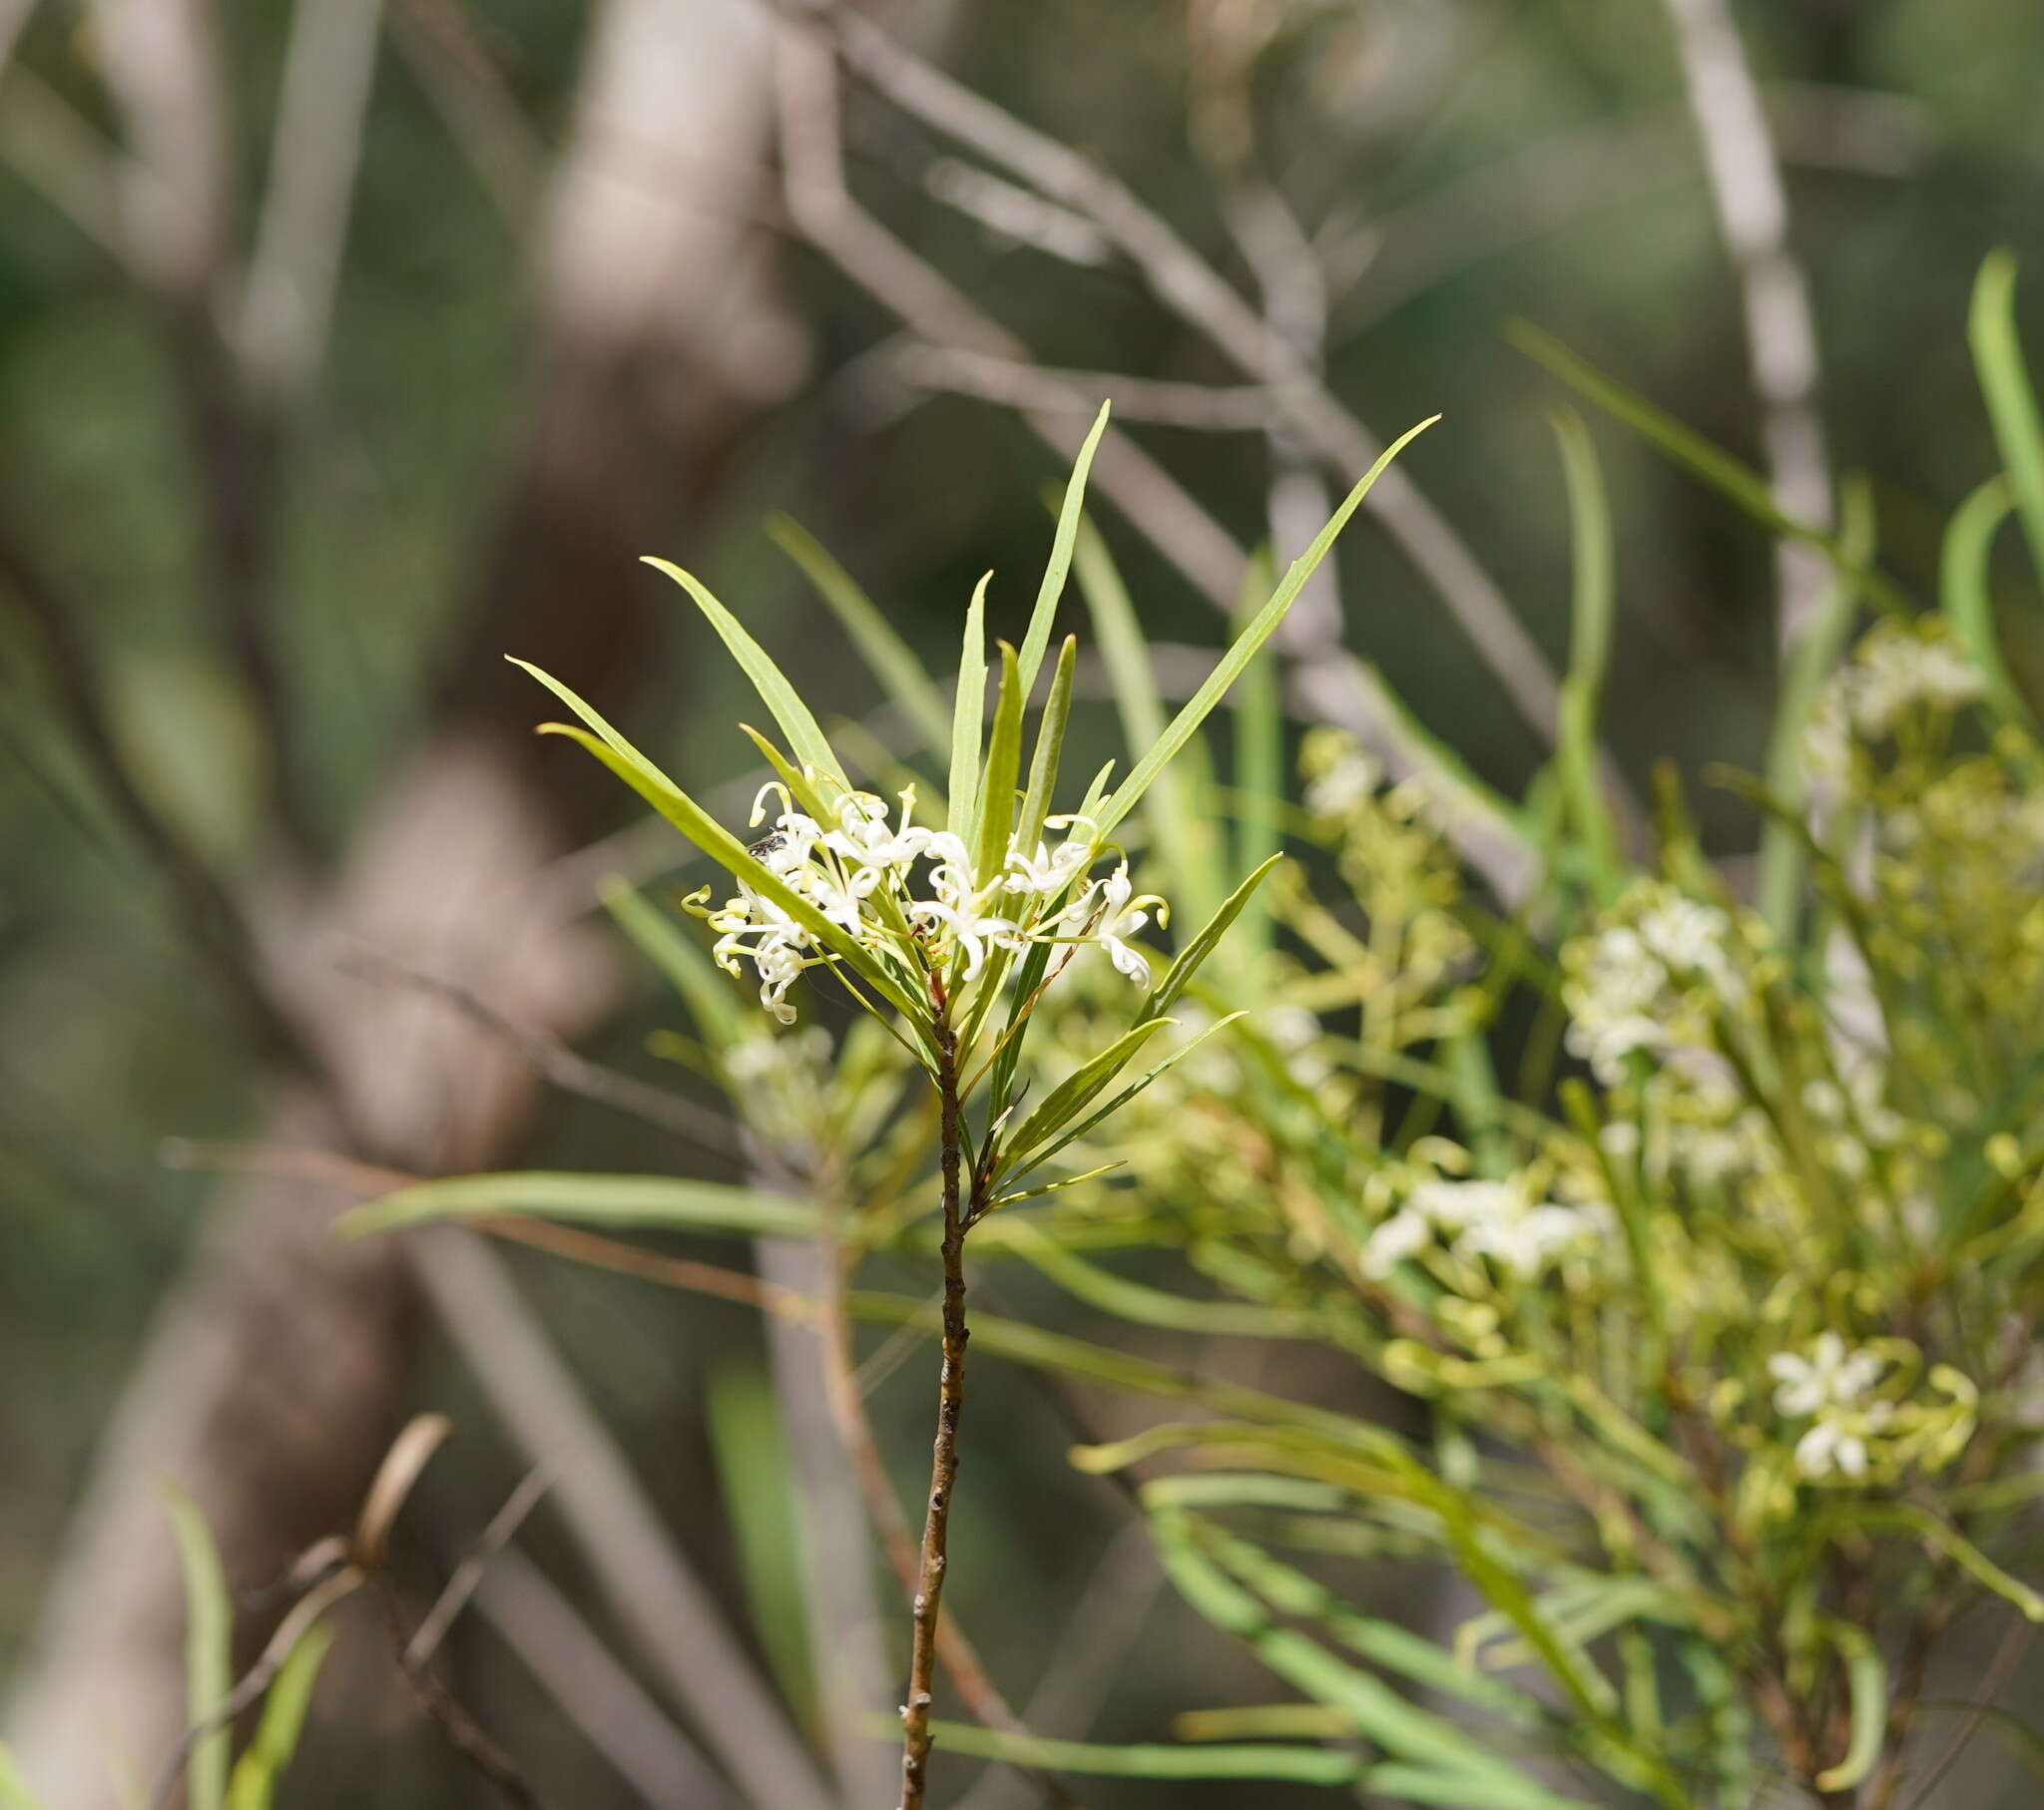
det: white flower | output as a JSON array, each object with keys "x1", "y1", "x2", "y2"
[
  {"x1": 1366, "y1": 1176, "x2": 1599, "y2": 1280},
  {"x1": 909, "y1": 892, "x2": 1022, "y2": 979},
  {"x1": 1361, "y1": 1208, "x2": 1431, "y2": 1277},
  {"x1": 823, "y1": 788, "x2": 939, "y2": 873},
  {"x1": 1304, "y1": 746, "x2": 1381, "y2": 818},
  {"x1": 1003, "y1": 825, "x2": 1095, "y2": 898},
  {"x1": 1791, "y1": 1407, "x2": 1893, "y2": 1481},
  {"x1": 1079, "y1": 860, "x2": 1164, "y2": 987},
  {"x1": 1769, "y1": 1331, "x2": 1883, "y2": 1418}
]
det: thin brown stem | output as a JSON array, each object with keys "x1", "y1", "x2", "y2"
[{"x1": 900, "y1": 1009, "x2": 971, "y2": 1810}]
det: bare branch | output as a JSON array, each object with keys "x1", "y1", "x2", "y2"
[
  {"x1": 406, "y1": 1466, "x2": 552, "y2": 1666},
  {"x1": 891, "y1": 343, "x2": 1289, "y2": 431},
  {"x1": 1661, "y1": 0, "x2": 1832, "y2": 655}
]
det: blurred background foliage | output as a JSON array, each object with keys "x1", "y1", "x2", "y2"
[{"x1": 5, "y1": 0, "x2": 2044, "y2": 1804}]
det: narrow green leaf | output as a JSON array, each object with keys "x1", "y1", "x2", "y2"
[
  {"x1": 948, "y1": 574, "x2": 991, "y2": 851},
  {"x1": 766, "y1": 516, "x2": 952, "y2": 754},
  {"x1": 706, "y1": 1365, "x2": 816, "y2": 1726},
  {"x1": 1096, "y1": 416, "x2": 1439, "y2": 836},
  {"x1": 1016, "y1": 635, "x2": 1077, "y2": 850},
  {"x1": 338, "y1": 1171, "x2": 820, "y2": 1241},
  {"x1": 896, "y1": 1717, "x2": 1360, "y2": 1784},
  {"x1": 642, "y1": 558, "x2": 846, "y2": 784},
  {"x1": 1941, "y1": 474, "x2": 2034, "y2": 728},
  {"x1": 999, "y1": 1220, "x2": 1312, "y2": 1336},
  {"x1": 1018, "y1": 400, "x2": 1111, "y2": 697},
  {"x1": 164, "y1": 1483, "x2": 233, "y2": 1810},
  {"x1": 1970, "y1": 250, "x2": 2044, "y2": 601},
  {"x1": 1843, "y1": 1505, "x2": 2044, "y2": 1619},
  {"x1": 998, "y1": 1018, "x2": 1177, "y2": 1173},
  {"x1": 1233, "y1": 547, "x2": 1281, "y2": 965},
  {"x1": 1148, "y1": 856, "x2": 1281, "y2": 1016},
  {"x1": 1757, "y1": 478, "x2": 1873, "y2": 937},
  {"x1": 1550, "y1": 408, "x2": 1621, "y2": 901},
  {"x1": 0, "y1": 1744, "x2": 52, "y2": 1810},
  {"x1": 225, "y1": 1624, "x2": 334, "y2": 1810},
  {"x1": 974, "y1": 642, "x2": 1024, "y2": 883},
  {"x1": 1509, "y1": 323, "x2": 1911, "y2": 617},
  {"x1": 1813, "y1": 1621, "x2": 1886, "y2": 1793}
]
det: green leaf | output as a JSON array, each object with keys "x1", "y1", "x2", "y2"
[
  {"x1": 225, "y1": 1624, "x2": 334, "y2": 1810},
  {"x1": 974, "y1": 642, "x2": 1025, "y2": 884},
  {"x1": 1096, "y1": 415, "x2": 1439, "y2": 836},
  {"x1": 766, "y1": 515, "x2": 952, "y2": 754},
  {"x1": 1074, "y1": 519, "x2": 1223, "y2": 926},
  {"x1": 1509, "y1": 322, "x2": 1911, "y2": 618},
  {"x1": 948, "y1": 573, "x2": 991, "y2": 851},
  {"x1": 164, "y1": 1483, "x2": 233, "y2": 1810},
  {"x1": 997, "y1": 1219, "x2": 1313, "y2": 1337},
  {"x1": 1813, "y1": 1621, "x2": 1886, "y2": 1794},
  {"x1": 0, "y1": 1744, "x2": 52, "y2": 1810},
  {"x1": 706, "y1": 1365, "x2": 816, "y2": 1727},
  {"x1": 1550, "y1": 408, "x2": 1622, "y2": 902},
  {"x1": 598, "y1": 877, "x2": 745, "y2": 1046},
  {"x1": 1147, "y1": 855, "x2": 1281, "y2": 1017},
  {"x1": 1757, "y1": 478, "x2": 1873, "y2": 937},
  {"x1": 1232, "y1": 547, "x2": 1282, "y2": 966},
  {"x1": 897, "y1": 1718, "x2": 1361, "y2": 1785},
  {"x1": 642, "y1": 558, "x2": 846, "y2": 784},
  {"x1": 997, "y1": 1018, "x2": 1177, "y2": 1173},
  {"x1": 1941, "y1": 475, "x2": 2035, "y2": 729},
  {"x1": 1015, "y1": 635, "x2": 1076, "y2": 851},
  {"x1": 1018, "y1": 400, "x2": 1111, "y2": 697},
  {"x1": 1970, "y1": 250, "x2": 2044, "y2": 602},
  {"x1": 339, "y1": 1172, "x2": 820, "y2": 1241},
  {"x1": 1842, "y1": 1504, "x2": 2044, "y2": 1620}
]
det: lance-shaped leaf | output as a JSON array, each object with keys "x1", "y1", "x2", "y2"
[
  {"x1": 1550, "y1": 408, "x2": 1621, "y2": 902},
  {"x1": 1232, "y1": 547, "x2": 1281, "y2": 966},
  {"x1": 1096, "y1": 415, "x2": 1439, "y2": 837},
  {"x1": 948, "y1": 573, "x2": 991, "y2": 851},
  {"x1": 1146, "y1": 855, "x2": 1281, "y2": 1018},
  {"x1": 1018, "y1": 399, "x2": 1111, "y2": 697},
  {"x1": 1813, "y1": 1621, "x2": 1886, "y2": 1794},
  {"x1": 1941, "y1": 475, "x2": 2034, "y2": 729},
  {"x1": 994, "y1": 1017, "x2": 1177, "y2": 1177},
  {"x1": 973, "y1": 642, "x2": 1025, "y2": 884},
  {"x1": 164, "y1": 1483, "x2": 234, "y2": 1810},
  {"x1": 1971, "y1": 250, "x2": 2044, "y2": 600},
  {"x1": 510, "y1": 659, "x2": 929, "y2": 1028},
  {"x1": 599, "y1": 877, "x2": 745, "y2": 1046},
  {"x1": 643, "y1": 558, "x2": 846, "y2": 785},
  {"x1": 766, "y1": 515, "x2": 952, "y2": 754},
  {"x1": 225, "y1": 1623, "x2": 334, "y2": 1810},
  {"x1": 1015, "y1": 635, "x2": 1076, "y2": 851},
  {"x1": 339, "y1": 1171, "x2": 821, "y2": 1241},
  {"x1": 897, "y1": 1719, "x2": 1361, "y2": 1786}
]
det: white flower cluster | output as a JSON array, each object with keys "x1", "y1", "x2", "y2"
[
  {"x1": 1364, "y1": 1175, "x2": 1602, "y2": 1281},
  {"x1": 1804, "y1": 624, "x2": 1985, "y2": 776},
  {"x1": 1769, "y1": 1332, "x2": 1892, "y2": 1480},
  {"x1": 704, "y1": 782, "x2": 1164, "y2": 1024},
  {"x1": 1563, "y1": 888, "x2": 1743, "y2": 1085}
]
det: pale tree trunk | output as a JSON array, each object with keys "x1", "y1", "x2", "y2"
[{"x1": 2, "y1": 1, "x2": 809, "y2": 1802}]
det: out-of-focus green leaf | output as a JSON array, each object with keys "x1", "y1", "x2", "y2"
[
  {"x1": 225, "y1": 1623, "x2": 334, "y2": 1810},
  {"x1": 1095, "y1": 416, "x2": 1438, "y2": 837},
  {"x1": 1970, "y1": 250, "x2": 2044, "y2": 600},
  {"x1": 1233, "y1": 547, "x2": 1282, "y2": 966},
  {"x1": 1813, "y1": 1621, "x2": 1885, "y2": 1793},
  {"x1": 643, "y1": 558, "x2": 846, "y2": 785},
  {"x1": 894, "y1": 1717, "x2": 1362, "y2": 1784},
  {"x1": 706, "y1": 1365, "x2": 816, "y2": 1728},
  {"x1": 766, "y1": 515, "x2": 952, "y2": 754},
  {"x1": 1941, "y1": 475, "x2": 2034, "y2": 729},
  {"x1": 997, "y1": 1219, "x2": 1314, "y2": 1337},
  {"x1": 598, "y1": 877, "x2": 745, "y2": 1047},
  {"x1": 1018, "y1": 401, "x2": 1111, "y2": 697},
  {"x1": 1509, "y1": 323, "x2": 1909, "y2": 617},
  {"x1": 1549, "y1": 408, "x2": 1621, "y2": 902},
  {"x1": 339, "y1": 1172, "x2": 819, "y2": 1241},
  {"x1": 0, "y1": 1743, "x2": 52, "y2": 1810},
  {"x1": 164, "y1": 1483, "x2": 233, "y2": 1810}
]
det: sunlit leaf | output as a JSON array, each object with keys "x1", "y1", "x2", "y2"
[
  {"x1": 339, "y1": 1172, "x2": 820, "y2": 1241},
  {"x1": 163, "y1": 1483, "x2": 233, "y2": 1810}
]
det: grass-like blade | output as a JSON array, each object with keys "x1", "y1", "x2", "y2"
[
  {"x1": 1550, "y1": 408, "x2": 1621, "y2": 902},
  {"x1": 896, "y1": 1718, "x2": 1361, "y2": 1785},
  {"x1": 766, "y1": 515, "x2": 952, "y2": 754},
  {"x1": 1233, "y1": 547, "x2": 1281, "y2": 965},
  {"x1": 974, "y1": 642, "x2": 1025, "y2": 884},
  {"x1": 1095, "y1": 416, "x2": 1439, "y2": 837},
  {"x1": 1970, "y1": 250, "x2": 2044, "y2": 599},
  {"x1": 997, "y1": 1018, "x2": 1176, "y2": 1173},
  {"x1": 643, "y1": 558, "x2": 846, "y2": 785},
  {"x1": 1148, "y1": 855, "x2": 1281, "y2": 1017},
  {"x1": 1813, "y1": 1622, "x2": 1885, "y2": 1793},
  {"x1": 1018, "y1": 400, "x2": 1111, "y2": 697},
  {"x1": 1016, "y1": 635, "x2": 1076, "y2": 850},
  {"x1": 1941, "y1": 475, "x2": 2034, "y2": 728},
  {"x1": 1509, "y1": 322, "x2": 1910, "y2": 618},
  {"x1": 339, "y1": 1171, "x2": 821, "y2": 1241},
  {"x1": 599, "y1": 876, "x2": 746, "y2": 1046},
  {"x1": 164, "y1": 1483, "x2": 233, "y2": 1810},
  {"x1": 949, "y1": 573, "x2": 991, "y2": 851},
  {"x1": 225, "y1": 1624, "x2": 334, "y2": 1810}
]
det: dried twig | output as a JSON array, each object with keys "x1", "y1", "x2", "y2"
[
  {"x1": 1661, "y1": 0, "x2": 1831, "y2": 655},
  {"x1": 406, "y1": 1466, "x2": 553, "y2": 1666}
]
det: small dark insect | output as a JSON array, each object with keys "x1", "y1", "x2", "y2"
[{"x1": 748, "y1": 831, "x2": 788, "y2": 862}]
